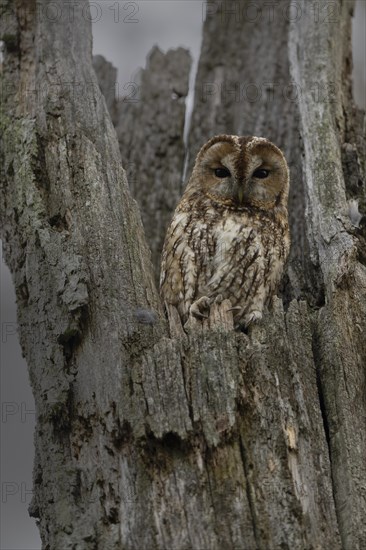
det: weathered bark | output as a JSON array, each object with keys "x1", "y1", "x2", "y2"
[
  {"x1": 0, "y1": 1, "x2": 365, "y2": 550},
  {"x1": 94, "y1": 47, "x2": 191, "y2": 279},
  {"x1": 289, "y1": 2, "x2": 366, "y2": 547},
  {"x1": 92, "y1": 54, "x2": 118, "y2": 117},
  {"x1": 0, "y1": 0, "x2": 165, "y2": 547}
]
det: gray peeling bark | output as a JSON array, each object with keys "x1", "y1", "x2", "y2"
[{"x1": 0, "y1": 1, "x2": 365, "y2": 550}]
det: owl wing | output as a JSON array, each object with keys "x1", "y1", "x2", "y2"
[{"x1": 160, "y1": 211, "x2": 200, "y2": 323}]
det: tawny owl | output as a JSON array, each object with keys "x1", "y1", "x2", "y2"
[{"x1": 160, "y1": 134, "x2": 290, "y2": 329}]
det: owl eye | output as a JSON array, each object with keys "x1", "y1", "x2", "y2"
[
  {"x1": 214, "y1": 167, "x2": 231, "y2": 178},
  {"x1": 253, "y1": 169, "x2": 269, "y2": 179}
]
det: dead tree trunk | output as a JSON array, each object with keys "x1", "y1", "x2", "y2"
[{"x1": 0, "y1": 0, "x2": 365, "y2": 549}]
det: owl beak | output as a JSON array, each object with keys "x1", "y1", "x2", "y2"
[{"x1": 237, "y1": 188, "x2": 245, "y2": 205}]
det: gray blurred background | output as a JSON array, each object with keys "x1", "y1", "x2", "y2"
[{"x1": 1, "y1": 1, "x2": 364, "y2": 548}]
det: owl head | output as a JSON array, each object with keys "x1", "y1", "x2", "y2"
[{"x1": 187, "y1": 134, "x2": 289, "y2": 212}]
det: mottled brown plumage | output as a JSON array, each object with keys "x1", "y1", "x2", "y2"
[{"x1": 160, "y1": 135, "x2": 290, "y2": 329}]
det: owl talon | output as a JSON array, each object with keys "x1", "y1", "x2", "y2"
[
  {"x1": 190, "y1": 308, "x2": 209, "y2": 320},
  {"x1": 227, "y1": 306, "x2": 242, "y2": 313},
  {"x1": 243, "y1": 310, "x2": 263, "y2": 327},
  {"x1": 190, "y1": 296, "x2": 211, "y2": 320},
  {"x1": 193, "y1": 312, "x2": 208, "y2": 320},
  {"x1": 214, "y1": 294, "x2": 224, "y2": 305}
]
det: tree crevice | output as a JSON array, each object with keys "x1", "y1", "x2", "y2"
[{"x1": 239, "y1": 435, "x2": 260, "y2": 550}]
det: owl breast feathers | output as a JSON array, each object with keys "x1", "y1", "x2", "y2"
[{"x1": 160, "y1": 134, "x2": 290, "y2": 329}]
